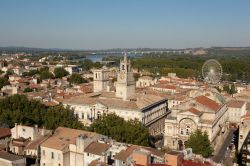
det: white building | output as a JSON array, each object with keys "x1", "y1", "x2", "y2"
[
  {"x1": 40, "y1": 127, "x2": 105, "y2": 166},
  {"x1": 64, "y1": 65, "x2": 79, "y2": 75},
  {"x1": 136, "y1": 76, "x2": 156, "y2": 88},
  {"x1": 12, "y1": 66, "x2": 23, "y2": 76},
  {"x1": 227, "y1": 100, "x2": 247, "y2": 124},
  {"x1": 11, "y1": 124, "x2": 51, "y2": 141},
  {"x1": 63, "y1": 55, "x2": 169, "y2": 135}
]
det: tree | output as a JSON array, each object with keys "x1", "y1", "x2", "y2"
[
  {"x1": 5, "y1": 70, "x2": 14, "y2": 77},
  {"x1": 39, "y1": 71, "x2": 54, "y2": 80},
  {"x1": 185, "y1": 129, "x2": 213, "y2": 158},
  {"x1": 23, "y1": 87, "x2": 33, "y2": 93},
  {"x1": 54, "y1": 67, "x2": 69, "y2": 78},
  {"x1": 0, "y1": 77, "x2": 10, "y2": 89},
  {"x1": 81, "y1": 59, "x2": 103, "y2": 70},
  {"x1": 89, "y1": 113, "x2": 149, "y2": 146},
  {"x1": 81, "y1": 59, "x2": 94, "y2": 70},
  {"x1": 0, "y1": 94, "x2": 84, "y2": 130},
  {"x1": 69, "y1": 73, "x2": 86, "y2": 85},
  {"x1": 22, "y1": 70, "x2": 39, "y2": 77},
  {"x1": 229, "y1": 84, "x2": 237, "y2": 95},
  {"x1": 223, "y1": 84, "x2": 230, "y2": 93}
]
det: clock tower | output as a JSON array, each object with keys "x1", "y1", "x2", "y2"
[{"x1": 116, "y1": 54, "x2": 135, "y2": 100}]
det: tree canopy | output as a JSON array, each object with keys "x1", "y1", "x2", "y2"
[
  {"x1": 69, "y1": 73, "x2": 86, "y2": 85},
  {"x1": 23, "y1": 87, "x2": 33, "y2": 93},
  {"x1": 0, "y1": 77, "x2": 10, "y2": 89},
  {"x1": 185, "y1": 129, "x2": 213, "y2": 158},
  {"x1": 89, "y1": 113, "x2": 149, "y2": 146},
  {"x1": 0, "y1": 94, "x2": 84, "y2": 130},
  {"x1": 54, "y1": 67, "x2": 69, "y2": 78},
  {"x1": 81, "y1": 59, "x2": 103, "y2": 70}
]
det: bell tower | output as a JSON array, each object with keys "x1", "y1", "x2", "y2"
[
  {"x1": 93, "y1": 68, "x2": 109, "y2": 92},
  {"x1": 116, "y1": 54, "x2": 135, "y2": 100}
]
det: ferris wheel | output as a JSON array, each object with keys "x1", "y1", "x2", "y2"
[{"x1": 202, "y1": 59, "x2": 223, "y2": 84}]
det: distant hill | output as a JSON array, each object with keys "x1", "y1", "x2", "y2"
[{"x1": 0, "y1": 46, "x2": 72, "y2": 53}]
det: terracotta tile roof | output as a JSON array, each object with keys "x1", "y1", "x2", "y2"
[
  {"x1": 227, "y1": 100, "x2": 245, "y2": 108},
  {"x1": 114, "y1": 145, "x2": 164, "y2": 162},
  {"x1": 182, "y1": 160, "x2": 211, "y2": 166},
  {"x1": 88, "y1": 160, "x2": 108, "y2": 166},
  {"x1": 0, "y1": 128, "x2": 11, "y2": 139},
  {"x1": 0, "y1": 151, "x2": 25, "y2": 161},
  {"x1": 180, "y1": 108, "x2": 202, "y2": 116},
  {"x1": 42, "y1": 101, "x2": 58, "y2": 107},
  {"x1": 195, "y1": 96, "x2": 221, "y2": 112},
  {"x1": 84, "y1": 142, "x2": 110, "y2": 156},
  {"x1": 25, "y1": 135, "x2": 50, "y2": 150},
  {"x1": 41, "y1": 127, "x2": 98, "y2": 151},
  {"x1": 153, "y1": 84, "x2": 176, "y2": 90},
  {"x1": 143, "y1": 146, "x2": 165, "y2": 157},
  {"x1": 114, "y1": 145, "x2": 138, "y2": 161}
]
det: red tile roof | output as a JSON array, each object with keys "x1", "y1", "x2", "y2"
[
  {"x1": 195, "y1": 96, "x2": 221, "y2": 112},
  {"x1": 0, "y1": 128, "x2": 11, "y2": 139},
  {"x1": 182, "y1": 160, "x2": 211, "y2": 166},
  {"x1": 84, "y1": 142, "x2": 110, "y2": 156},
  {"x1": 227, "y1": 100, "x2": 245, "y2": 108},
  {"x1": 187, "y1": 108, "x2": 202, "y2": 116}
]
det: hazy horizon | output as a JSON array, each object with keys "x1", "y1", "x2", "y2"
[{"x1": 1, "y1": 0, "x2": 250, "y2": 49}]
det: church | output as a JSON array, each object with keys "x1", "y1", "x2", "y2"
[{"x1": 63, "y1": 55, "x2": 169, "y2": 135}]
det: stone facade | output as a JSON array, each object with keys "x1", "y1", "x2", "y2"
[
  {"x1": 115, "y1": 54, "x2": 135, "y2": 100},
  {"x1": 164, "y1": 94, "x2": 228, "y2": 150}
]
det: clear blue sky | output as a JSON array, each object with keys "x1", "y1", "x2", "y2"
[{"x1": 0, "y1": 0, "x2": 250, "y2": 49}]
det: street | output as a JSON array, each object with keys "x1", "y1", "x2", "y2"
[{"x1": 212, "y1": 128, "x2": 236, "y2": 164}]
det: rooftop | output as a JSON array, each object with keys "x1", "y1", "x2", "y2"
[
  {"x1": 41, "y1": 127, "x2": 98, "y2": 151},
  {"x1": 195, "y1": 95, "x2": 221, "y2": 112},
  {"x1": 84, "y1": 142, "x2": 110, "y2": 156},
  {"x1": 0, "y1": 128, "x2": 11, "y2": 139},
  {"x1": 0, "y1": 151, "x2": 25, "y2": 161},
  {"x1": 63, "y1": 91, "x2": 166, "y2": 111},
  {"x1": 227, "y1": 100, "x2": 245, "y2": 108}
]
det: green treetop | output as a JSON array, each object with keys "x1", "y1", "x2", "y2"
[
  {"x1": 185, "y1": 129, "x2": 213, "y2": 158},
  {"x1": 54, "y1": 67, "x2": 69, "y2": 78}
]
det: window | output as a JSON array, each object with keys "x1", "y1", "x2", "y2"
[
  {"x1": 42, "y1": 150, "x2": 45, "y2": 156},
  {"x1": 97, "y1": 111, "x2": 101, "y2": 119},
  {"x1": 186, "y1": 126, "x2": 190, "y2": 135},
  {"x1": 22, "y1": 128, "x2": 26, "y2": 132},
  {"x1": 180, "y1": 129, "x2": 184, "y2": 135},
  {"x1": 51, "y1": 152, "x2": 54, "y2": 159},
  {"x1": 58, "y1": 154, "x2": 60, "y2": 160}
]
